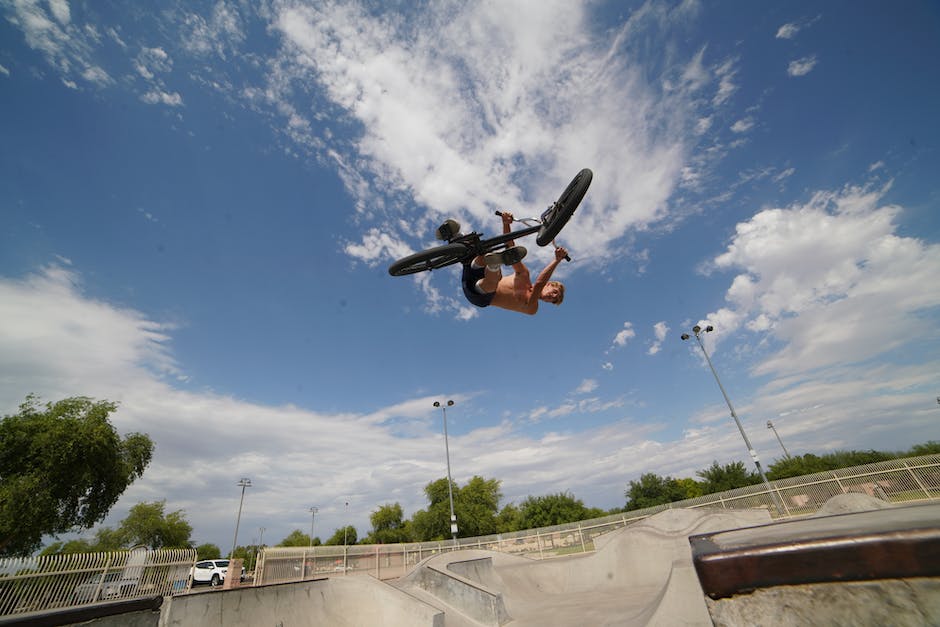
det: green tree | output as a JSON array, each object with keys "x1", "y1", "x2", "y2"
[
  {"x1": 697, "y1": 461, "x2": 760, "y2": 494},
  {"x1": 39, "y1": 538, "x2": 97, "y2": 555},
  {"x1": 365, "y1": 503, "x2": 410, "y2": 544},
  {"x1": 93, "y1": 526, "x2": 125, "y2": 551},
  {"x1": 907, "y1": 441, "x2": 940, "y2": 456},
  {"x1": 624, "y1": 473, "x2": 688, "y2": 511},
  {"x1": 277, "y1": 529, "x2": 319, "y2": 547},
  {"x1": 516, "y1": 492, "x2": 593, "y2": 529},
  {"x1": 496, "y1": 503, "x2": 522, "y2": 533},
  {"x1": 115, "y1": 501, "x2": 192, "y2": 549},
  {"x1": 0, "y1": 395, "x2": 153, "y2": 557},
  {"x1": 455, "y1": 476, "x2": 502, "y2": 537},
  {"x1": 676, "y1": 477, "x2": 704, "y2": 499},
  {"x1": 196, "y1": 543, "x2": 221, "y2": 560},
  {"x1": 409, "y1": 476, "x2": 503, "y2": 540},
  {"x1": 325, "y1": 526, "x2": 357, "y2": 546}
]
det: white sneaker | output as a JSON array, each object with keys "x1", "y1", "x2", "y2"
[{"x1": 484, "y1": 246, "x2": 527, "y2": 267}]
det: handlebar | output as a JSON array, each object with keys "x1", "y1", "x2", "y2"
[{"x1": 495, "y1": 211, "x2": 570, "y2": 262}]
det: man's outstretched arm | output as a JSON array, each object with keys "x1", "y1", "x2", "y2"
[{"x1": 527, "y1": 246, "x2": 567, "y2": 304}]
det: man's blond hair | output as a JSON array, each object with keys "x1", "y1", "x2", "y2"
[{"x1": 548, "y1": 281, "x2": 565, "y2": 305}]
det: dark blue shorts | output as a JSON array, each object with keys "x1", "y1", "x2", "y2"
[{"x1": 462, "y1": 263, "x2": 495, "y2": 307}]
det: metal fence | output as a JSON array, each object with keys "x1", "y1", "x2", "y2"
[
  {"x1": 0, "y1": 547, "x2": 195, "y2": 616},
  {"x1": 257, "y1": 454, "x2": 940, "y2": 582}
]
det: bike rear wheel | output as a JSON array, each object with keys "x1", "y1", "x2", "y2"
[
  {"x1": 536, "y1": 168, "x2": 593, "y2": 246},
  {"x1": 388, "y1": 243, "x2": 468, "y2": 276}
]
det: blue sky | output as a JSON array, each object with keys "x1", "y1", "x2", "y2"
[{"x1": 1, "y1": 0, "x2": 938, "y2": 551}]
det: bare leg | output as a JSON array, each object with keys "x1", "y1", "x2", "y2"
[{"x1": 473, "y1": 255, "x2": 502, "y2": 293}]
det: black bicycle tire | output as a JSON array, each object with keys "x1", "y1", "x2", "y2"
[
  {"x1": 536, "y1": 168, "x2": 593, "y2": 246},
  {"x1": 388, "y1": 243, "x2": 468, "y2": 276}
]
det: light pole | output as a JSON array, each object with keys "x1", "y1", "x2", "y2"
[
  {"x1": 309, "y1": 507, "x2": 318, "y2": 546},
  {"x1": 255, "y1": 526, "x2": 265, "y2": 574},
  {"x1": 343, "y1": 501, "x2": 349, "y2": 573},
  {"x1": 766, "y1": 420, "x2": 791, "y2": 458},
  {"x1": 681, "y1": 325, "x2": 784, "y2": 515},
  {"x1": 230, "y1": 478, "x2": 252, "y2": 559},
  {"x1": 433, "y1": 400, "x2": 459, "y2": 543}
]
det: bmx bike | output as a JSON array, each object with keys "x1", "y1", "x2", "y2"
[{"x1": 388, "y1": 168, "x2": 593, "y2": 276}]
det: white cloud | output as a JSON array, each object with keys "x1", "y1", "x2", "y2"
[
  {"x1": 81, "y1": 65, "x2": 111, "y2": 85},
  {"x1": 47, "y1": 0, "x2": 70, "y2": 24},
  {"x1": 712, "y1": 59, "x2": 737, "y2": 106},
  {"x1": 647, "y1": 321, "x2": 669, "y2": 355},
  {"x1": 775, "y1": 23, "x2": 799, "y2": 39},
  {"x1": 575, "y1": 379, "x2": 598, "y2": 394},
  {"x1": 141, "y1": 89, "x2": 183, "y2": 106},
  {"x1": 730, "y1": 117, "x2": 754, "y2": 133},
  {"x1": 264, "y1": 1, "x2": 724, "y2": 293},
  {"x1": 135, "y1": 47, "x2": 172, "y2": 79},
  {"x1": 705, "y1": 181, "x2": 940, "y2": 378},
  {"x1": 787, "y1": 56, "x2": 817, "y2": 77},
  {"x1": 0, "y1": 63, "x2": 9, "y2": 76},
  {"x1": 181, "y1": 1, "x2": 245, "y2": 59},
  {"x1": 610, "y1": 322, "x2": 636, "y2": 350}
]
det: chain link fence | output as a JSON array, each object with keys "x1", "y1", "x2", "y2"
[
  {"x1": 0, "y1": 547, "x2": 196, "y2": 616},
  {"x1": 257, "y1": 454, "x2": 940, "y2": 582}
]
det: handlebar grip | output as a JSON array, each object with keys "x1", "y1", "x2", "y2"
[
  {"x1": 564, "y1": 254, "x2": 571, "y2": 262},
  {"x1": 495, "y1": 211, "x2": 504, "y2": 217}
]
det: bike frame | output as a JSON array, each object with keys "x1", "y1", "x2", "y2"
[{"x1": 448, "y1": 219, "x2": 543, "y2": 261}]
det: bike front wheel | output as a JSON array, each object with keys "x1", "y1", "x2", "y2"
[
  {"x1": 388, "y1": 243, "x2": 468, "y2": 276},
  {"x1": 536, "y1": 168, "x2": 593, "y2": 247}
]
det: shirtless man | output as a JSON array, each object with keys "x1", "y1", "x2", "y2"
[{"x1": 450, "y1": 212, "x2": 566, "y2": 315}]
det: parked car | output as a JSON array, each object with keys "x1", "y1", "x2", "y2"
[
  {"x1": 190, "y1": 559, "x2": 245, "y2": 587},
  {"x1": 71, "y1": 572, "x2": 138, "y2": 602}
]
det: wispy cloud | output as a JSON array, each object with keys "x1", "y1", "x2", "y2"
[
  {"x1": 705, "y1": 180, "x2": 940, "y2": 379},
  {"x1": 610, "y1": 322, "x2": 636, "y2": 350},
  {"x1": 775, "y1": 23, "x2": 799, "y2": 39},
  {"x1": 787, "y1": 55, "x2": 818, "y2": 77},
  {"x1": 730, "y1": 117, "x2": 754, "y2": 133},
  {"x1": 647, "y1": 322, "x2": 669, "y2": 355}
]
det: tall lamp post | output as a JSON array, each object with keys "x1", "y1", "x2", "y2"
[
  {"x1": 433, "y1": 400, "x2": 459, "y2": 543},
  {"x1": 255, "y1": 526, "x2": 265, "y2": 574},
  {"x1": 230, "y1": 478, "x2": 252, "y2": 559},
  {"x1": 681, "y1": 325, "x2": 784, "y2": 515},
  {"x1": 766, "y1": 420, "x2": 791, "y2": 458},
  {"x1": 309, "y1": 507, "x2": 318, "y2": 546}
]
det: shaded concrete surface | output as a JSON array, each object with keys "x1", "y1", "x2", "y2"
[
  {"x1": 694, "y1": 498, "x2": 940, "y2": 627},
  {"x1": 392, "y1": 508, "x2": 772, "y2": 626},
  {"x1": 159, "y1": 576, "x2": 443, "y2": 626}
]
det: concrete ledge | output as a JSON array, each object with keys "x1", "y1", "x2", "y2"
[
  {"x1": 0, "y1": 595, "x2": 162, "y2": 627},
  {"x1": 690, "y1": 502, "x2": 940, "y2": 599},
  {"x1": 407, "y1": 556, "x2": 510, "y2": 626}
]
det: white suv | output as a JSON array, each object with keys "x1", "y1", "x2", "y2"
[{"x1": 190, "y1": 559, "x2": 244, "y2": 587}]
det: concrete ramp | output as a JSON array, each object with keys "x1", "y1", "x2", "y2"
[
  {"x1": 161, "y1": 576, "x2": 443, "y2": 626},
  {"x1": 393, "y1": 507, "x2": 771, "y2": 626}
]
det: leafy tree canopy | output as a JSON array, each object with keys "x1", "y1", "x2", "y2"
[
  {"x1": 117, "y1": 500, "x2": 192, "y2": 549},
  {"x1": 697, "y1": 461, "x2": 761, "y2": 494},
  {"x1": 0, "y1": 395, "x2": 153, "y2": 557},
  {"x1": 516, "y1": 492, "x2": 593, "y2": 529},
  {"x1": 365, "y1": 503, "x2": 410, "y2": 544},
  {"x1": 278, "y1": 529, "x2": 320, "y2": 547},
  {"x1": 324, "y1": 526, "x2": 357, "y2": 546},
  {"x1": 196, "y1": 543, "x2": 221, "y2": 560},
  {"x1": 624, "y1": 473, "x2": 688, "y2": 511}
]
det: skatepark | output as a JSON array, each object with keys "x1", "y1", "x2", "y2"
[{"x1": 5, "y1": 493, "x2": 939, "y2": 627}]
